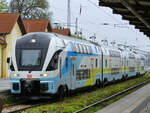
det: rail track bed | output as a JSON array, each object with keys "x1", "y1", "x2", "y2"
[
  {"x1": 2, "y1": 75, "x2": 150, "y2": 113},
  {"x1": 2, "y1": 97, "x2": 53, "y2": 113}
]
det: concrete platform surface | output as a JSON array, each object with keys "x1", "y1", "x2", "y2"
[
  {"x1": 0, "y1": 79, "x2": 10, "y2": 93},
  {"x1": 96, "y1": 83, "x2": 150, "y2": 113}
]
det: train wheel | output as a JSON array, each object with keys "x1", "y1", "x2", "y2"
[
  {"x1": 96, "y1": 79, "x2": 101, "y2": 87},
  {"x1": 104, "y1": 78, "x2": 108, "y2": 85},
  {"x1": 57, "y1": 86, "x2": 65, "y2": 101},
  {"x1": 0, "y1": 98, "x2": 3, "y2": 113},
  {"x1": 125, "y1": 74, "x2": 128, "y2": 79},
  {"x1": 121, "y1": 75, "x2": 125, "y2": 80},
  {"x1": 112, "y1": 78, "x2": 116, "y2": 84}
]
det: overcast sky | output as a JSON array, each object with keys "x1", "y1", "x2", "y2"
[
  {"x1": 49, "y1": 0, "x2": 150, "y2": 50},
  {"x1": 6, "y1": 0, "x2": 150, "y2": 50}
]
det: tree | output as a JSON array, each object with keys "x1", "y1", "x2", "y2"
[
  {"x1": 9, "y1": 0, "x2": 52, "y2": 20},
  {"x1": 0, "y1": 0, "x2": 7, "y2": 12}
]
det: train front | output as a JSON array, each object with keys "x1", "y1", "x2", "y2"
[{"x1": 10, "y1": 33, "x2": 59, "y2": 95}]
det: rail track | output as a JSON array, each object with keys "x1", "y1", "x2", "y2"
[
  {"x1": 1, "y1": 78, "x2": 150, "y2": 113},
  {"x1": 2, "y1": 98, "x2": 53, "y2": 113},
  {"x1": 74, "y1": 79, "x2": 150, "y2": 113},
  {"x1": 2, "y1": 102, "x2": 46, "y2": 113}
]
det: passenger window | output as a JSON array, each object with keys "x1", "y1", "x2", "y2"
[
  {"x1": 75, "y1": 44, "x2": 79, "y2": 53},
  {"x1": 77, "y1": 44, "x2": 81, "y2": 53},
  {"x1": 85, "y1": 45, "x2": 88, "y2": 54},
  {"x1": 89, "y1": 46, "x2": 93, "y2": 54},
  {"x1": 71, "y1": 42, "x2": 75, "y2": 52},
  {"x1": 81, "y1": 45, "x2": 85, "y2": 54},
  {"x1": 73, "y1": 43, "x2": 77, "y2": 52},
  {"x1": 87, "y1": 46, "x2": 91, "y2": 54},
  {"x1": 79, "y1": 44, "x2": 83, "y2": 53}
]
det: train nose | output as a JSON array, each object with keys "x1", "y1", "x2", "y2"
[
  {"x1": 21, "y1": 79, "x2": 40, "y2": 95},
  {"x1": 24, "y1": 80, "x2": 32, "y2": 93}
]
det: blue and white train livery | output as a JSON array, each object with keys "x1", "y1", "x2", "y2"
[{"x1": 9, "y1": 32, "x2": 147, "y2": 95}]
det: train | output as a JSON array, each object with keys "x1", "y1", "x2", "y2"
[{"x1": 8, "y1": 32, "x2": 150, "y2": 96}]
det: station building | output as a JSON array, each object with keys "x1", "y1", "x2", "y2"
[
  {"x1": 23, "y1": 19, "x2": 52, "y2": 33},
  {"x1": 52, "y1": 28, "x2": 71, "y2": 36},
  {"x1": 0, "y1": 13, "x2": 26, "y2": 78}
]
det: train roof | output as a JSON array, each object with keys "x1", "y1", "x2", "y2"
[
  {"x1": 21, "y1": 32, "x2": 100, "y2": 47},
  {"x1": 51, "y1": 32, "x2": 97, "y2": 45}
]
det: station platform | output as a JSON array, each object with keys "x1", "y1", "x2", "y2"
[
  {"x1": 0, "y1": 79, "x2": 10, "y2": 93},
  {"x1": 96, "y1": 83, "x2": 150, "y2": 113}
]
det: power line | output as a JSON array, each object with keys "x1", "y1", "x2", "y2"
[{"x1": 87, "y1": 0, "x2": 148, "y2": 38}]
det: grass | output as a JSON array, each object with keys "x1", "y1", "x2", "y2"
[
  {"x1": 1, "y1": 95, "x2": 17, "y2": 106},
  {"x1": 23, "y1": 72, "x2": 150, "y2": 113}
]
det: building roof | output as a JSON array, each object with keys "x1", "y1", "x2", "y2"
[
  {"x1": 99, "y1": 0, "x2": 150, "y2": 38},
  {"x1": 0, "y1": 13, "x2": 26, "y2": 35},
  {"x1": 52, "y1": 28, "x2": 71, "y2": 36},
  {"x1": 23, "y1": 19, "x2": 52, "y2": 33}
]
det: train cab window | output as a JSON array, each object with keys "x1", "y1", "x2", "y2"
[
  {"x1": 46, "y1": 50, "x2": 62, "y2": 71},
  {"x1": 21, "y1": 50, "x2": 41, "y2": 67}
]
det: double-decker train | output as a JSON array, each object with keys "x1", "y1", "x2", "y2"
[{"x1": 8, "y1": 32, "x2": 150, "y2": 95}]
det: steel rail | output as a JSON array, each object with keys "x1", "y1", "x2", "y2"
[
  {"x1": 2, "y1": 78, "x2": 150, "y2": 113},
  {"x1": 74, "y1": 79, "x2": 150, "y2": 113},
  {"x1": 2, "y1": 101, "x2": 52, "y2": 113}
]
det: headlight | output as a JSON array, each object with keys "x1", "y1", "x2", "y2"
[
  {"x1": 12, "y1": 74, "x2": 19, "y2": 77},
  {"x1": 40, "y1": 74, "x2": 48, "y2": 77}
]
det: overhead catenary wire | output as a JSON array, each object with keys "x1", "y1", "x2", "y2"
[
  {"x1": 87, "y1": 0, "x2": 148, "y2": 39},
  {"x1": 51, "y1": 0, "x2": 149, "y2": 46}
]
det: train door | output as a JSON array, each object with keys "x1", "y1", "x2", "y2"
[
  {"x1": 101, "y1": 52, "x2": 104, "y2": 83},
  {"x1": 70, "y1": 57, "x2": 76, "y2": 89},
  {"x1": 90, "y1": 58, "x2": 94, "y2": 85},
  {"x1": 124, "y1": 57, "x2": 126, "y2": 75},
  {"x1": 59, "y1": 57, "x2": 62, "y2": 79}
]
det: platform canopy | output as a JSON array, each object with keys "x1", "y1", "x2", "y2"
[{"x1": 99, "y1": 0, "x2": 150, "y2": 37}]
